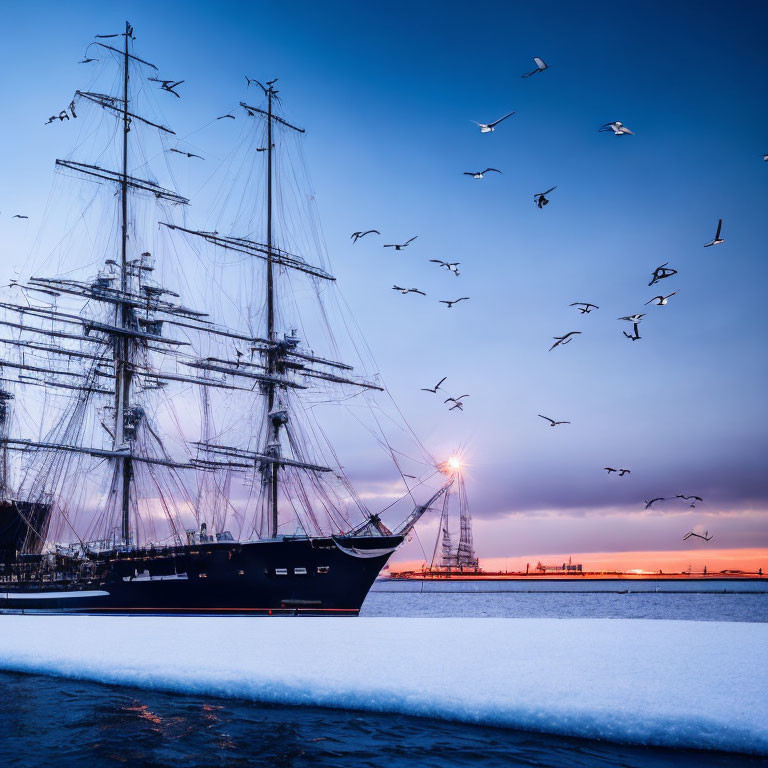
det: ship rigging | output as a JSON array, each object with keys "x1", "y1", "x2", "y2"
[{"x1": 0, "y1": 22, "x2": 455, "y2": 614}]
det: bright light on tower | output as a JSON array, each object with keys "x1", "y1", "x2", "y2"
[{"x1": 448, "y1": 457, "x2": 461, "y2": 471}]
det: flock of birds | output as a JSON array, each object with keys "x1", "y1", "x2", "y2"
[
  {"x1": 549, "y1": 224, "x2": 723, "y2": 352},
  {"x1": 419, "y1": 377, "x2": 469, "y2": 412},
  {"x1": 346, "y1": 56, "x2": 724, "y2": 546},
  {"x1": 542, "y1": 205, "x2": 721, "y2": 536},
  {"x1": 535, "y1": 133, "x2": 725, "y2": 540},
  {"x1": 349, "y1": 230, "x2": 471, "y2": 309}
]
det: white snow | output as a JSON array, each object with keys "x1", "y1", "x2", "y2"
[{"x1": 0, "y1": 616, "x2": 765, "y2": 755}]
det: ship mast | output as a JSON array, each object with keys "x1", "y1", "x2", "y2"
[
  {"x1": 243, "y1": 80, "x2": 307, "y2": 539},
  {"x1": 0, "y1": 390, "x2": 11, "y2": 498},
  {"x1": 115, "y1": 20, "x2": 133, "y2": 543},
  {"x1": 265, "y1": 81, "x2": 278, "y2": 538},
  {"x1": 266, "y1": 84, "x2": 275, "y2": 345}
]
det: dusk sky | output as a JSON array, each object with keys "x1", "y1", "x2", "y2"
[{"x1": 1, "y1": 0, "x2": 767, "y2": 570}]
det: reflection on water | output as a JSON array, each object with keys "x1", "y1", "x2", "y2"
[{"x1": 1, "y1": 670, "x2": 766, "y2": 768}]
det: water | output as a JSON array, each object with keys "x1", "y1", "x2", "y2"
[
  {"x1": 1, "y1": 589, "x2": 766, "y2": 768},
  {"x1": 372, "y1": 577, "x2": 768, "y2": 593},
  {"x1": 2, "y1": 670, "x2": 766, "y2": 768},
  {"x1": 362, "y1": 587, "x2": 768, "y2": 622}
]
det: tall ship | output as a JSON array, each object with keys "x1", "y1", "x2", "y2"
[{"x1": 0, "y1": 23, "x2": 454, "y2": 615}]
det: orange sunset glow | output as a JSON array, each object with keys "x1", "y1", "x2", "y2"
[{"x1": 391, "y1": 548, "x2": 768, "y2": 574}]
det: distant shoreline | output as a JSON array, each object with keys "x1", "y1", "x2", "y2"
[
  {"x1": 385, "y1": 572, "x2": 766, "y2": 581},
  {"x1": 376, "y1": 574, "x2": 768, "y2": 593}
]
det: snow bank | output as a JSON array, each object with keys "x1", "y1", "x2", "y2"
[{"x1": 0, "y1": 616, "x2": 765, "y2": 755}]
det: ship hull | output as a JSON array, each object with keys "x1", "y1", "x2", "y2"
[{"x1": 0, "y1": 535, "x2": 402, "y2": 615}]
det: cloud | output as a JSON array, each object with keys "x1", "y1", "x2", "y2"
[{"x1": 452, "y1": 456, "x2": 768, "y2": 520}]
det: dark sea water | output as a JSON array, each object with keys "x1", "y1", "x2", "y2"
[
  {"x1": 2, "y1": 671, "x2": 767, "y2": 768},
  {"x1": 362, "y1": 588, "x2": 768, "y2": 622},
  {"x1": 1, "y1": 590, "x2": 766, "y2": 768}
]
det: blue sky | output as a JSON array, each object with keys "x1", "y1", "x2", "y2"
[{"x1": 1, "y1": 0, "x2": 767, "y2": 562}]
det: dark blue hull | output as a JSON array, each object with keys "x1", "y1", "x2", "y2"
[{"x1": 0, "y1": 535, "x2": 402, "y2": 615}]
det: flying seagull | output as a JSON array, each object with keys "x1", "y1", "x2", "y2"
[
  {"x1": 645, "y1": 291, "x2": 677, "y2": 306},
  {"x1": 704, "y1": 218, "x2": 724, "y2": 247},
  {"x1": 392, "y1": 285, "x2": 426, "y2": 296},
  {"x1": 619, "y1": 313, "x2": 646, "y2": 323},
  {"x1": 603, "y1": 467, "x2": 617, "y2": 474},
  {"x1": 430, "y1": 260, "x2": 460, "y2": 275},
  {"x1": 11, "y1": 215, "x2": 28, "y2": 219},
  {"x1": 676, "y1": 494, "x2": 704, "y2": 508},
  {"x1": 618, "y1": 468, "x2": 631, "y2": 476},
  {"x1": 538, "y1": 414, "x2": 570, "y2": 427},
  {"x1": 217, "y1": 113, "x2": 236, "y2": 120},
  {"x1": 440, "y1": 297, "x2": 470, "y2": 308},
  {"x1": 45, "y1": 111, "x2": 70, "y2": 124},
  {"x1": 534, "y1": 186, "x2": 557, "y2": 208},
  {"x1": 384, "y1": 236, "x2": 418, "y2": 250},
  {"x1": 168, "y1": 148, "x2": 203, "y2": 159},
  {"x1": 445, "y1": 395, "x2": 469, "y2": 404},
  {"x1": 421, "y1": 377, "x2": 447, "y2": 393},
  {"x1": 522, "y1": 57, "x2": 550, "y2": 78},
  {"x1": 148, "y1": 78, "x2": 184, "y2": 97},
  {"x1": 649, "y1": 262, "x2": 678, "y2": 286},
  {"x1": 464, "y1": 168, "x2": 502, "y2": 179},
  {"x1": 683, "y1": 530, "x2": 712, "y2": 542},
  {"x1": 645, "y1": 498, "x2": 665, "y2": 509},
  {"x1": 448, "y1": 401, "x2": 465, "y2": 411},
  {"x1": 78, "y1": 57, "x2": 99, "y2": 64},
  {"x1": 623, "y1": 323, "x2": 641, "y2": 341},
  {"x1": 473, "y1": 112, "x2": 515, "y2": 133},
  {"x1": 570, "y1": 302, "x2": 599, "y2": 314},
  {"x1": 549, "y1": 331, "x2": 581, "y2": 351},
  {"x1": 351, "y1": 230, "x2": 380, "y2": 243},
  {"x1": 599, "y1": 121, "x2": 634, "y2": 136}
]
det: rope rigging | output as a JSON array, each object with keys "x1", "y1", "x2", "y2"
[{"x1": 0, "y1": 25, "x2": 455, "y2": 558}]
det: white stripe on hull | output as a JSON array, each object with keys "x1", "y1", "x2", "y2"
[{"x1": 0, "y1": 590, "x2": 110, "y2": 600}]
